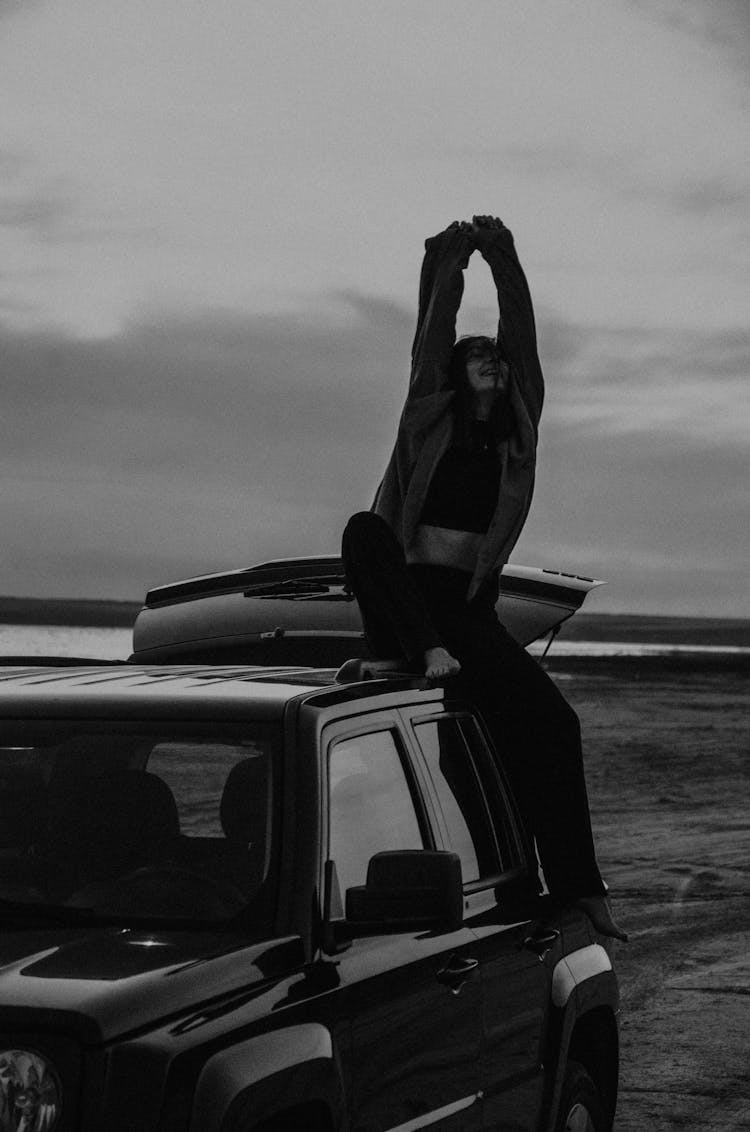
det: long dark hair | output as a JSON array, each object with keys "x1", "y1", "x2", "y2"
[{"x1": 448, "y1": 335, "x2": 515, "y2": 449}]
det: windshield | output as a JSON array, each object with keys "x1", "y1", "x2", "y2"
[{"x1": 0, "y1": 719, "x2": 280, "y2": 928}]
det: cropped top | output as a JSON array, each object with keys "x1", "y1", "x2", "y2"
[{"x1": 419, "y1": 421, "x2": 501, "y2": 533}]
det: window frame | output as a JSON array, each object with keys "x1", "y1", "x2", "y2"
[
  {"x1": 320, "y1": 711, "x2": 436, "y2": 908},
  {"x1": 454, "y1": 712, "x2": 531, "y2": 874},
  {"x1": 399, "y1": 705, "x2": 533, "y2": 897}
]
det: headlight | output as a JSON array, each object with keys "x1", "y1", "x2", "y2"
[{"x1": 0, "y1": 1048, "x2": 62, "y2": 1131}]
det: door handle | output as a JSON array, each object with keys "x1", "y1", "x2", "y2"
[
  {"x1": 522, "y1": 928, "x2": 560, "y2": 957},
  {"x1": 436, "y1": 954, "x2": 479, "y2": 994}
]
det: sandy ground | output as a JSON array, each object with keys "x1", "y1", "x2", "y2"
[{"x1": 551, "y1": 656, "x2": 750, "y2": 1131}]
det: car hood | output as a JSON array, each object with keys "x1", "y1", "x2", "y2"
[{"x1": 0, "y1": 923, "x2": 299, "y2": 1043}]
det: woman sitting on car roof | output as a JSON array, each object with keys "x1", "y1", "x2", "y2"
[{"x1": 342, "y1": 215, "x2": 626, "y2": 941}]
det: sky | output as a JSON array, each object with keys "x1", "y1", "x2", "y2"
[{"x1": 1, "y1": 0, "x2": 748, "y2": 615}]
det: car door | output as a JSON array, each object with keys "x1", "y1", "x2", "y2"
[
  {"x1": 401, "y1": 706, "x2": 552, "y2": 1132},
  {"x1": 323, "y1": 711, "x2": 483, "y2": 1132}
]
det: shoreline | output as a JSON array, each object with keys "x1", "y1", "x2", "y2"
[
  {"x1": 544, "y1": 651, "x2": 750, "y2": 676},
  {"x1": 0, "y1": 597, "x2": 141, "y2": 628},
  {"x1": 2, "y1": 597, "x2": 749, "y2": 644},
  {"x1": 558, "y1": 611, "x2": 750, "y2": 647}
]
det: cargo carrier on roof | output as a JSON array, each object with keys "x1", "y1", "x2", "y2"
[{"x1": 130, "y1": 555, "x2": 604, "y2": 666}]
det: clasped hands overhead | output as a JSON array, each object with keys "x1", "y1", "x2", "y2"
[
  {"x1": 449, "y1": 215, "x2": 506, "y2": 234},
  {"x1": 431, "y1": 214, "x2": 514, "y2": 255}
]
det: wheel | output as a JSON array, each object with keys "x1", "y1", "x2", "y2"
[{"x1": 555, "y1": 1059, "x2": 607, "y2": 1132}]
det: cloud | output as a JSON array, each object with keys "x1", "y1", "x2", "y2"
[
  {"x1": 0, "y1": 149, "x2": 26, "y2": 178},
  {"x1": 0, "y1": 175, "x2": 155, "y2": 248},
  {"x1": 502, "y1": 142, "x2": 747, "y2": 220},
  {"x1": 520, "y1": 311, "x2": 749, "y2": 612},
  {"x1": 0, "y1": 296, "x2": 416, "y2": 596},
  {"x1": 0, "y1": 183, "x2": 74, "y2": 241},
  {"x1": 2, "y1": 1, "x2": 747, "y2": 341},
  {"x1": 0, "y1": 0, "x2": 40, "y2": 15},
  {"x1": 536, "y1": 314, "x2": 750, "y2": 445},
  {"x1": 518, "y1": 427, "x2": 749, "y2": 615},
  {"x1": 1, "y1": 293, "x2": 413, "y2": 458},
  {"x1": 629, "y1": 0, "x2": 750, "y2": 74},
  {"x1": 0, "y1": 293, "x2": 39, "y2": 315},
  {"x1": 670, "y1": 179, "x2": 746, "y2": 216},
  {"x1": 0, "y1": 294, "x2": 563, "y2": 490}
]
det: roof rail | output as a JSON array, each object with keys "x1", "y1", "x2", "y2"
[{"x1": 335, "y1": 657, "x2": 419, "y2": 684}]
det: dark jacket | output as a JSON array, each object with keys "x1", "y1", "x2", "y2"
[{"x1": 373, "y1": 224, "x2": 545, "y2": 600}]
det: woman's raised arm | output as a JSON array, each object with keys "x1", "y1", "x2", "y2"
[
  {"x1": 409, "y1": 221, "x2": 474, "y2": 397},
  {"x1": 471, "y1": 215, "x2": 544, "y2": 426}
]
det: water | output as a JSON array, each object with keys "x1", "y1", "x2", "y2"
[
  {"x1": 526, "y1": 640, "x2": 750, "y2": 658},
  {"x1": 0, "y1": 624, "x2": 133, "y2": 660},
  {"x1": 1, "y1": 623, "x2": 748, "y2": 662}
]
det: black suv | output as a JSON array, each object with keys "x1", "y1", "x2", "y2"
[{"x1": 0, "y1": 660, "x2": 618, "y2": 1131}]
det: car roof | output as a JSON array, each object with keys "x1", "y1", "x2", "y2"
[
  {"x1": 0, "y1": 663, "x2": 439, "y2": 720},
  {"x1": 0, "y1": 664, "x2": 334, "y2": 719}
]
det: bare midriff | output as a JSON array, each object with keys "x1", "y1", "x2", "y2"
[{"x1": 407, "y1": 524, "x2": 484, "y2": 573}]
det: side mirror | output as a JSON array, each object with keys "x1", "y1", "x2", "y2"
[{"x1": 345, "y1": 850, "x2": 463, "y2": 934}]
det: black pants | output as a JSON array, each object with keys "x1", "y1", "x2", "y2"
[{"x1": 342, "y1": 511, "x2": 605, "y2": 902}]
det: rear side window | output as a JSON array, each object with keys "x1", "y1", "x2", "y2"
[
  {"x1": 328, "y1": 729, "x2": 424, "y2": 896},
  {"x1": 413, "y1": 718, "x2": 499, "y2": 884}
]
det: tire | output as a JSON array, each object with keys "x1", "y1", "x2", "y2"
[{"x1": 554, "y1": 1059, "x2": 607, "y2": 1132}]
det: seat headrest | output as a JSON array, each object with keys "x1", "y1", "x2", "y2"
[
  {"x1": 220, "y1": 757, "x2": 269, "y2": 847},
  {"x1": 47, "y1": 769, "x2": 180, "y2": 857}
]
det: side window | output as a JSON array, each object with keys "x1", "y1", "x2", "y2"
[
  {"x1": 328, "y1": 729, "x2": 424, "y2": 897},
  {"x1": 413, "y1": 718, "x2": 499, "y2": 884}
]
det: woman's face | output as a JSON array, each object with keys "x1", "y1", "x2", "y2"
[{"x1": 463, "y1": 340, "x2": 510, "y2": 400}]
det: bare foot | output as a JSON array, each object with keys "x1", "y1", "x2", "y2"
[
  {"x1": 573, "y1": 896, "x2": 628, "y2": 942},
  {"x1": 424, "y1": 647, "x2": 461, "y2": 681}
]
